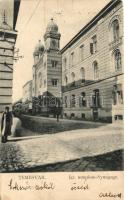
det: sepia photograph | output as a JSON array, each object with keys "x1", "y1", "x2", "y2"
[{"x1": 0, "y1": 0, "x2": 124, "y2": 174}]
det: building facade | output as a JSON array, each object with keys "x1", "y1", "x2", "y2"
[
  {"x1": 32, "y1": 19, "x2": 62, "y2": 115},
  {"x1": 22, "y1": 80, "x2": 32, "y2": 103},
  {"x1": 61, "y1": 0, "x2": 123, "y2": 122},
  {"x1": 0, "y1": 0, "x2": 20, "y2": 112}
]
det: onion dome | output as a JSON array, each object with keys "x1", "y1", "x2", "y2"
[
  {"x1": 46, "y1": 18, "x2": 58, "y2": 33},
  {"x1": 33, "y1": 40, "x2": 44, "y2": 56}
]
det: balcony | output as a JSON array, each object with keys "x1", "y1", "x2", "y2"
[
  {"x1": 89, "y1": 103, "x2": 101, "y2": 108},
  {"x1": 109, "y1": 37, "x2": 123, "y2": 50},
  {"x1": 62, "y1": 79, "x2": 95, "y2": 92}
]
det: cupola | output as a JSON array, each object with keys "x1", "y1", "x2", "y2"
[
  {"x1": 33, "y1": 40, "x2": 44, "y2": 57},
  {"x1": 46, "y1": 18, "x2": 58, "y2": 33},
  {"x1": 44, "y1": 19, "x2": 61, "y2": 50}
]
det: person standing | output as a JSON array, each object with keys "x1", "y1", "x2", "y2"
[{"x1": 1, "y1": 106, "x2": 13, "y2": 143}]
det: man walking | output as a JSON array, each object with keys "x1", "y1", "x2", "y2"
[{"x1": 1, "y1": 106, "x2": 13, "y2": 143}]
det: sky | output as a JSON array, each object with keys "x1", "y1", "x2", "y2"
[{"x1": 13, "y1": 0, "x2": 111, "y2": 103}]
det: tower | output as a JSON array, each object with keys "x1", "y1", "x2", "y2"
[
  {"x1": 32, "y1": 19, "x2": 62, "y2": 116},
  {"x1": 44, "y1": 18, "x2": 62, "y2": 98},
  {"x1": 33, "y1": 40, "x2": 45, "y2": 96},
  {"x1": 44, "y1": 18, "x2": 61, "y2": 51}
]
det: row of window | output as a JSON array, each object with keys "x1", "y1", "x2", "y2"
[
  {"x1": 64, "y1": 90, "x2": 101, "y2": 108},
  {"x1": 64, "y1": 48, "x2": 122, "y2": 85},
  {"x1": 34, "y1": 60, "x2": 57, "y2": 75},
  {"x1": 63, "y1": 35, "x2": 97, "y2": 68},
  {"x1": 35, "y1": 49, "x2": 122, "y2": 88},
  {"x1": 63, "y1": 18, "x2": 121, "y2": 68},
  {"x1": 64, "y1": 113, "x2": 124, "y2": 120},
  {"x1": 64, "y1": 113, "x2": 86, "y2": 119},
  {"x1": 38, "y1": 78, "x2": 59, "y2": 88},
  {"x1": 64, "y1": 85, "x2": 123, "y2": 108},
  {"x1": 35, "y1": 78, "x2": 59, "y2": 95},
  {"x1": 33, "y1": 78, "x2": 59, "y2": 94}
]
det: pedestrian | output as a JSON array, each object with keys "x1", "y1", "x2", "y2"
[
  {"x1": 56, "y1": 99, "x2": 62, "y2": 122},
  {"x1": 1, "y1": 106, "x2": 13, "y2": 143},
  {"x1": 57, "y1": 112, "x2": 59, "y2": 122},
  {"x1": 56, "y1": 107, "x2": 61, "y2": 122}
]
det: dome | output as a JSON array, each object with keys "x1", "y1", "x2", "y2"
[
  {"x1": 33, "y1": 40, "x2": 44, "y2": 56},
  {"x1": 46, "y1": 18, "x2": 58, "y2": 33}
]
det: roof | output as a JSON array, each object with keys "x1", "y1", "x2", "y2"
[{"x1": 60, "y1": 0, "x2": 122, "y2": 54}]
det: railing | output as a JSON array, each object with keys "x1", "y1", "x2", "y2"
[
  {"x1": 89, "y1": 103, "x2": 101, "y2": 108},
  {"x1": 62, "y1": 79, "x2": 95, "y2": 92},
  {"x1": 109, "y1": 37, "x2": 123, "y2": 50}
]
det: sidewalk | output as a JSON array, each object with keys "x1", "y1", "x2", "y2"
[
  {"x1": 0, "y1": 116, "x2": 124, "y2": 172},
  {"x1": 0, "y1": 123, "x2": 123, "y2": 172},
  {"x1": 24, "y1": 114, "x2": 108, "y2": 125}
]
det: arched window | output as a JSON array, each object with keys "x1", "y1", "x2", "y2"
[
  {"x1": 71, "y1": 52, "x2": 74, "y2": 66},
  {"x1": 71, "y1": 94, "x2": 76, "y2": 107},
  {"x1": 71, "y1": 72, "x2": 75, "y2": 82},
  {"x1": 113, "y1": 49, "x2": 122, "y2": 71},
  {"x1": 63, "y1": 57, "x2": 67, "y2": 69},
  {"x1": 80, "y1": 67, "x2": 85, "y2": 82},
  {"x1": 90, "y1": 35, "x2": 97, "y2": 54},
  {"x1": 64, "y1": 96, "x2": 68, "y2": 108},
  {"x1": 111, "y1": 19, "x2": 119, "y2": 41},
  {"x1": 91, "y1": 89, "x2": 100, "y2": 107},
  {"x1": 80, "y1": 92, "x2": 86, "y2": 107},
  {"x1": 65, "y1": 76, "x2": 68, "y2": 85},
  {"x1": 38, "y1": 72, "x2": 42, "y2": 87},
  {"x1": 93, "y1": 61, "x2": 99, "y2": 80}
]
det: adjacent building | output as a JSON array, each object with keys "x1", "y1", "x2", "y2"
[
  {"x1": 22, "y1": 80, "x2": 32, "y2": 103},
  {"x1": 0, "y1": 0, "x2": 20, "y2": 112},
  {"x1": 22, "y1": 80, "x2": 32, "y2": 113},
  {"x1": 61, "y1": 0, "x2": 123, "y2": 122}
]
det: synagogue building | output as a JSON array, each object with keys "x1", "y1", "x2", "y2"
[{"x1": 32, "y1": 19, "x2": 62, "y2": 115}]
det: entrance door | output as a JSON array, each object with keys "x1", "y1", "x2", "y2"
[{"x1": 93, "y1": 108, "x2": 98, "y2": 121}]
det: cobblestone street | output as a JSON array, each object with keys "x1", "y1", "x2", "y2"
[{"x1": 0, "y1": 121, "x2": 124, "y2": 172}]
